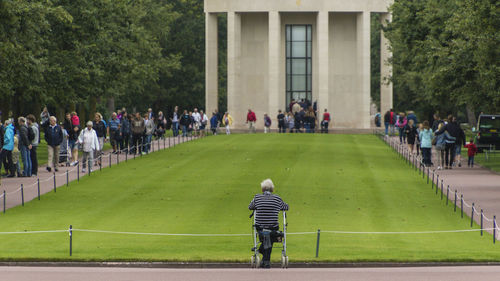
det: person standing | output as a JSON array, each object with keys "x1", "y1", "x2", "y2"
[
  {"x1": 180, "y1": 110, "x2": 190, "y2": 137},
  {"x1": 418, "y1": 121, "x2": 434, "y2": 167},
  {"x1": 210, "y1": 112, "x2": 219, "y2": 135},
  {"x1": 434, "y1": 115, "x2": 460, "y2": 169},
  {"x1": 44, "y1": 116, "x2": 63, "y2": 172},
  {"x1": 147, "y1": 108, "x2": 154, "y2": 120},
  {"x1": 396, "y1": 112, "x2": 407, "y2": 144},
  {"x1": 321, "y1": 109, "x2": 330, "y2": 134},
  {"x1": 0, "y1": 120, "x2": 15, "y2": 177},
  {"x1": 71, "y1": 112, "x2": 80, "y2": 127},
  {"x1": 277, "y1": 110, "x2": 285, "y2": 133},
  {"x1": 121, "y1": 112, "x2": 131, "y2": 154},
  {"x1": 93, "y1": 113, "x2": 107, "y2": 166},
  {"x1": 27, "y1": 115, "x2": 39, "y2": 176},
  {"x1": 286, "y1": 112, "x2": 295, "y2": 133},
  {"x1": 464, "y1": 139, "x2": 478, "y2": 168},
  {"x1": 404, "y1": 119, "x2": 418, "y2": 155},
  {"x1": 107, "y1": 112, "x2": 120, "y2": 154},
  {"x1": 18, "y1": 117, "x2": 32, "y2": 177},
  {"x1": 222, "y1": 112, "x2": 233, "y2": 135},
  {"x1": 171, "y1": 106, "x2": 179, "y2": 137},
  {"x1": 431, "y1": 113, "x2": 443, "y2": 132},
  {"x1": 192, "y1": 108, "x2": 201, "y2": 137},
  {"x1": 78, "y1": 121, "x2": 99, "y2": 173},
  {"x1": 131, "y1": 112, "x2": 145, "y2": 154},
  {"x1": 264, "y1": 114, "x2": 272, "y2": 133},
  {"x1": 156, "y1": 111, "x2": 167, "y2": 139},
  {"x1": 144, "y1": 114, "x2": 155, "y2": 154},
  {"x1": 454, "y1": 119, "x2": 466, "y2": 167},
  {"x1": 200, "y1": 110, "x2": 208, "y2": 136},
  {"x1": 247, "y1": 109, "x2": 257, "y2": 133},
  {"x1": 389, "y1": 109, "x2": 396, "y2": 136}
]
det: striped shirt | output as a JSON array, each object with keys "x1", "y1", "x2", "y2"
[{"x1": 249, "y1": 192, "x2": 289, "y2": 227}]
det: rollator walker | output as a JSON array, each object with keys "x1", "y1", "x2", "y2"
[{"x1": 250, "y1": 210, "x2": 289, "y2": 268}]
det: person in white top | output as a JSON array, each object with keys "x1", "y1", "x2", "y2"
[
  {"x1": 78, "y1": 121, "x2": 100, "y2": 173},
  {"x1": 192, "y1": 108, "x2": 201, "y2": 136},
  {"x1": 200, "y1": 110, "x2": 209, "y2": 137}
]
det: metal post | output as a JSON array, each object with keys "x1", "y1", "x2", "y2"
[
  {"x1": 427, "y1": 167, "x2": 429, "y2": 184},
  {"x1": 454, "y1": 190, "x2": 457, "y2": 212},
  {"x1": 21, "y1": 184, "x2": 24, "y2": 206},
  {"x1": 126, "y1": 151, "x2": 128, "y2": 162},
  {"x1": 109, "y1": 153, "x2": 112, "y2": 168},
  {"x1": 66, "y1": 170, "x2": 69, "y2": 187},
  {"x1": 69, "y1": 225, "x2": 72, "y2": 256},
  {"x1": 100, "y1": 156, "x2": 102, "y2": 172},
  {"x1": 77, "y1": 162, "x2": 80, "y2": 182},
  {"x1": 3, "y1": 190, "x2": 5, "y2": 213},
  {"x1": 481, "y1": 210, "x2": 484, "y2": 236},
  {"x1": 315, "y1": 229, "x2": 321, "y2": 258},
  {"x1": 169, "y1": 136, "x2": 171, "y2": 148},
  {"x1": 494, "y1": 216, "x2": 497, "y2": 244},
  {"x1": 117, "y1": 151, "x2": 119, "y2": 165},
  {"x1": 461, "y1": 195, "x2": 464, "y2": 218},
  {"x1": 53, "y1": 172, "x2": 57, "y2": 193},
  {"x1": 164, "y1": 137, "x2": 166, "y2": 149},
  {"x1": 432, "y1": 172, "x2": 435, "y2": 189},
  {"x1": 446, "y1": 186, "x2": 449, "y2": 205},
  {"x1": 471, "y1": 203, "x2": 475, "y2": 227},
  {"x1": 440, "y1": 181, "x2": 443, "y2": 200},
  {"x1": 37, "y1": 178, "x2": 40, "y2": 200}
]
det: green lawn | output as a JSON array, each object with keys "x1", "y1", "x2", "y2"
[
  {"x1": 461, "y1": 150, "x2": 500, "y2": 173},
  {"x1": 1, "y1": 134, "x2": 499, "y2": 262}
]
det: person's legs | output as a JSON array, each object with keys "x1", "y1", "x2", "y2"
[
  {"x1": 226, "y1": 125, "x2": 230, "y2": 135},
  {"x1": 470, "y1": 156, "x2": 474, "y2": 167},
  {"x1": 449, "y1": 144, "x2": 456, "y2": 168},
  {"x1": 47, "y1": 145, "x2": 54, "y2": 171},
  {"x1": 88, "y1": 150, "x2": 94, "y2": 172},
  {"x1": 82, "y1": 152, "x2": 88, "y2": 171},
  {"x1": 110, "y1": 130, "x2": 117, "y2": 152},
  {"x1": 54, "y1": 145, "x2": 60, "y2": 171}
]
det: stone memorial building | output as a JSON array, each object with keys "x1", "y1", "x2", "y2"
[{"x1": 205, "y1": 0, "x2": 393, "y2": 129}]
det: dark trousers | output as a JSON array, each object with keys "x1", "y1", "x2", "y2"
[
  {"x1": 399, "y1": 127, "x2": 406, "y2": 143},
  {"x1": 468, "y1": 156, "x2": 475, "y2": 167},
  {"x1": 278, "y1": 122, "x2": 285, "y2": 133},
  {"x1": 257, "y1": 225, "x2": 280, "y2": 267},
  {"x1": 0, "y1": 149, "x2": 14, "y2": 175},
  {"x1": 445, "y1": 143, "x2": 455, "y2": 167},
  {"x1": 123, "y1": 134, "x2": 130, "y2": 153},
  {"x1": 422, "y1": 147, "x2": 432, "y2": 166},
  {"x1": 30, "y1": 146, "x2": 38, "y2": 175},
  {"x1": 132, "y1": 134, "x2": 143, "y2": 154}
]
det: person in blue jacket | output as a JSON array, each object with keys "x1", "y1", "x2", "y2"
[
  {"x1": 210, "y1": 112, "x2": 219, "y2": 135},
  {"x1": 0, "y1": 120, "x2": 16, "y2": 177}
]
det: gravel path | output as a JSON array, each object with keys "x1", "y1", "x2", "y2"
[{"x1": 2, "y1": 266, "x2": 500, "y2": 281}]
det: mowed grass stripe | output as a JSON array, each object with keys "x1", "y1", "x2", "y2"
[{"x1": 0, "y1": 134, "x2": 498, "y2": 262}]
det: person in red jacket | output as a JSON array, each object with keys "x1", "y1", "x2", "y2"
[
  {"x1": 464, "y1": 139, "x2": 478, "y2": 168},
  {"x1": 246, "y1": 109, "x2": 257, "y2": 133}
]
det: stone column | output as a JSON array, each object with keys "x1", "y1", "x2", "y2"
[
  {"x1": 268, "y1": 12, "x2": 281, "y2": 117},
  {"x1": 380, "y1": 12, "x2": 393, "y2": 116},
  {"x1": 205, "y1": 13, "x2": 218, "y2": 116},
  {"x1": 316, "y1": 11, "x2": 329, "y2": 118},
  {"x1": 357, "y1": 11, "x2": 371, "y2": 128},
  {"x1": 227, "y1": 12, "x2": 241, "y2": 125}
]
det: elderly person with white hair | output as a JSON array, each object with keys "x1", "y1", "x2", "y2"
[
  {"x1": 78, "y1": 121, "x2": 100, "y2": 173},
  {"x1": 248, "y1": 179, "x2": 289, "y2": 269},
  {"x1": 44, "y1": 116, "x2": 63, "y2": 172}
]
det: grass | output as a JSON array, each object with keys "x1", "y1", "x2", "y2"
[
  {"x1": 0, "y1": 134, "x2": 499, "y2": 262},
  {"x1": 460, "y1": 150, "x2": 500, "y2": 173}
]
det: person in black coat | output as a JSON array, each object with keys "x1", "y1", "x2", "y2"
[
  {"x1": 434, "y1": 115, "x2": 461, "y2": 169},
  {"x1": 404, "y1": 119, "x2": 418, "y2": 155}
]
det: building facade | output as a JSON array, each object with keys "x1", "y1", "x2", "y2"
[{"x1": 205, "y1": 0, "x2": 393, "y2": 129}]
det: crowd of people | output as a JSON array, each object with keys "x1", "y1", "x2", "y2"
[
  {"x1": 383, "y1": 109, "x2": 478, "y2": 170},
  {"x1": 246, "y1": 99, "x2": 331, "y2": 134},
  {"x1": 0, "y1": 105, "x2": 231, "y2": 177}
]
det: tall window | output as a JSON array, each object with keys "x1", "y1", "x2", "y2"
[{"x1": 286, "y1": 25, "x2": 312, "y2": 107}]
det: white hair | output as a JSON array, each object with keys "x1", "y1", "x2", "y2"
[
  {"x1": 49, "y1": 116, "x2": 57, "y2": 122},
  {"x1": 261, "y1": 179, "x2": 275, "y2": 193}
]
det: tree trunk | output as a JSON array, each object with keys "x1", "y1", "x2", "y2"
[
  {"x1": 466, "y1": 105, "x2": 477, "y2": 128},
  {"x1": 106, "y1": 97, "x2": 115, "y2": 113},
  {"x1": 89, "y1": 96, "x2": 97, "y2": 120},
  {"x1": 79, "y1": 102, "x2": 87, "y2": 126}
]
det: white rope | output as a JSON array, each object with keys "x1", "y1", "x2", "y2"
[
  {"x1": 320, "y1": 229, "x2": 493, "y2": 234},
  {"x1": 72, "y1": 229, "x2": 251, "y2": 237},
  {"x1": 6, "y1": 187, "x2": 22, "y2": 195},
  {"x1": 0, "y1": 230, "x2": 68, "y2": 235},
  {"x1": 484, "y1": 216, "x2": 493, "y2": 222},
  {"x1": 463, "y1": 200, "x2": 472, "y2": 208}
]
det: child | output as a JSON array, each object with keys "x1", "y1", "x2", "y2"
[{"x1": 464, "y1": 139, "x2": 478, "y2": 168}]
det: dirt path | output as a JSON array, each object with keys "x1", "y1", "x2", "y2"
[
  {"x1": 384, "y1": 135, "x2": 500, "y2": 235},
  {"x1": 0, "y1": 135, "x2": 200, "y2": 212}
]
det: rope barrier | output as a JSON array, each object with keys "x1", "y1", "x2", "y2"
[{"x1": 0, "y1": 230, "x2": 68, "y2": 235}]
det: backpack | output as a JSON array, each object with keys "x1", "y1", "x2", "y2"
[{"x1": 28, "y1": 126, "x2": 35, "y2": 142}]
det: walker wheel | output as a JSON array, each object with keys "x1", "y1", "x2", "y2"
[
  {"x1": 281, "y1": 255, "x2": 286, "y2": 269},
  {"x1": 250, "y1": 256, "x2": 255, "y2": 268},
  {"x1": 285, "y1": 256, "x2": 289, "y2": 268},
  {"x1": 255, "y1": 255, "x2": 261, "y2": 268}
]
